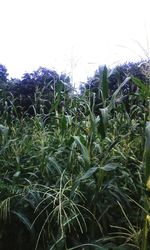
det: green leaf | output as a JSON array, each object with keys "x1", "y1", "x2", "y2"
[
  {"x1": 49, "y1": 94, "x2": 60, "y2": 112},
  {"x1": 98, "y1": 107, "x2": 109, "y2": 139},
  {"x1": 70, "y1": 167, "x2": 98, "y2": 199},
  {"x1": 47, "y1": 156, "x2": 62, "y2": 175},
  {"x1": 132, "y1": 77, "x2": 150, "y2": 98},
  {"x1": 101, "y1": 65, "x2": 109, "y2": 100},
  {"x1": 101, "y1": 163, "x2": 120, "y2": 171},
  {"x1": 73, "y1": 136, "x2": 90, "y2": 165},
  {"x1": 60, "y1": 115, "x2": 67, "y2": 131},
  {"x1": 110, "y1": 77, "x2": 131, "y2": 109},
  {"x1": 79, "y1": 167, "x2": 98, "y2": 181}
]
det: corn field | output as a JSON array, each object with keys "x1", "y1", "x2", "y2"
[{"x1": 0, "y1": 63, "x2": 150, "y2": 250}]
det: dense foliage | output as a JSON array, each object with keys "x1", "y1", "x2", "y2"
[
  {"x1": 0, "y1": 62, "x2": 150, "y2": 250},
  {"x1": 84, "y1": 60, "x2": 150, "y2": 95},
  {"x1": 0, "y1": 66, "x2": 72, "y2": 117},
  {"x1": 80, "y1": 60, "x2": 150, "y2": 115}
]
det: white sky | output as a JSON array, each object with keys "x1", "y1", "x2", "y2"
[{"x1": 1, "y1": 0, "x2": 150, "y2": 85}]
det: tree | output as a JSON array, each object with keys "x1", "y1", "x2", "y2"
[
  {"x1": 0, "y1": 64, "x2": 8, "y2": 82},
  {"x1": 4, "y1": 67, "x2": 72, "y2": 117}
]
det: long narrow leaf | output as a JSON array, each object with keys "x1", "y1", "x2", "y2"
[
  {"x1": 101, "y1": 65, "x2": 109, "y2": 100},
  {"x1": 73, "y1": 136, "x2": 90, "y2": 165}
]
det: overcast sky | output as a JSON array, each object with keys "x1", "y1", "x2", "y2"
[{"x1": 1, "y1": 0, "x2": 150, "y2": 85}]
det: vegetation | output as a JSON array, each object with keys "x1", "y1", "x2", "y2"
[{"x1": 0, "y1": 61, "x2": 150, "y2": 250}]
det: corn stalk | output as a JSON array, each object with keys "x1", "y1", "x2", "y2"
[{"x1": 141, "y1": 121, "x2": 150, "y2": 250}]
